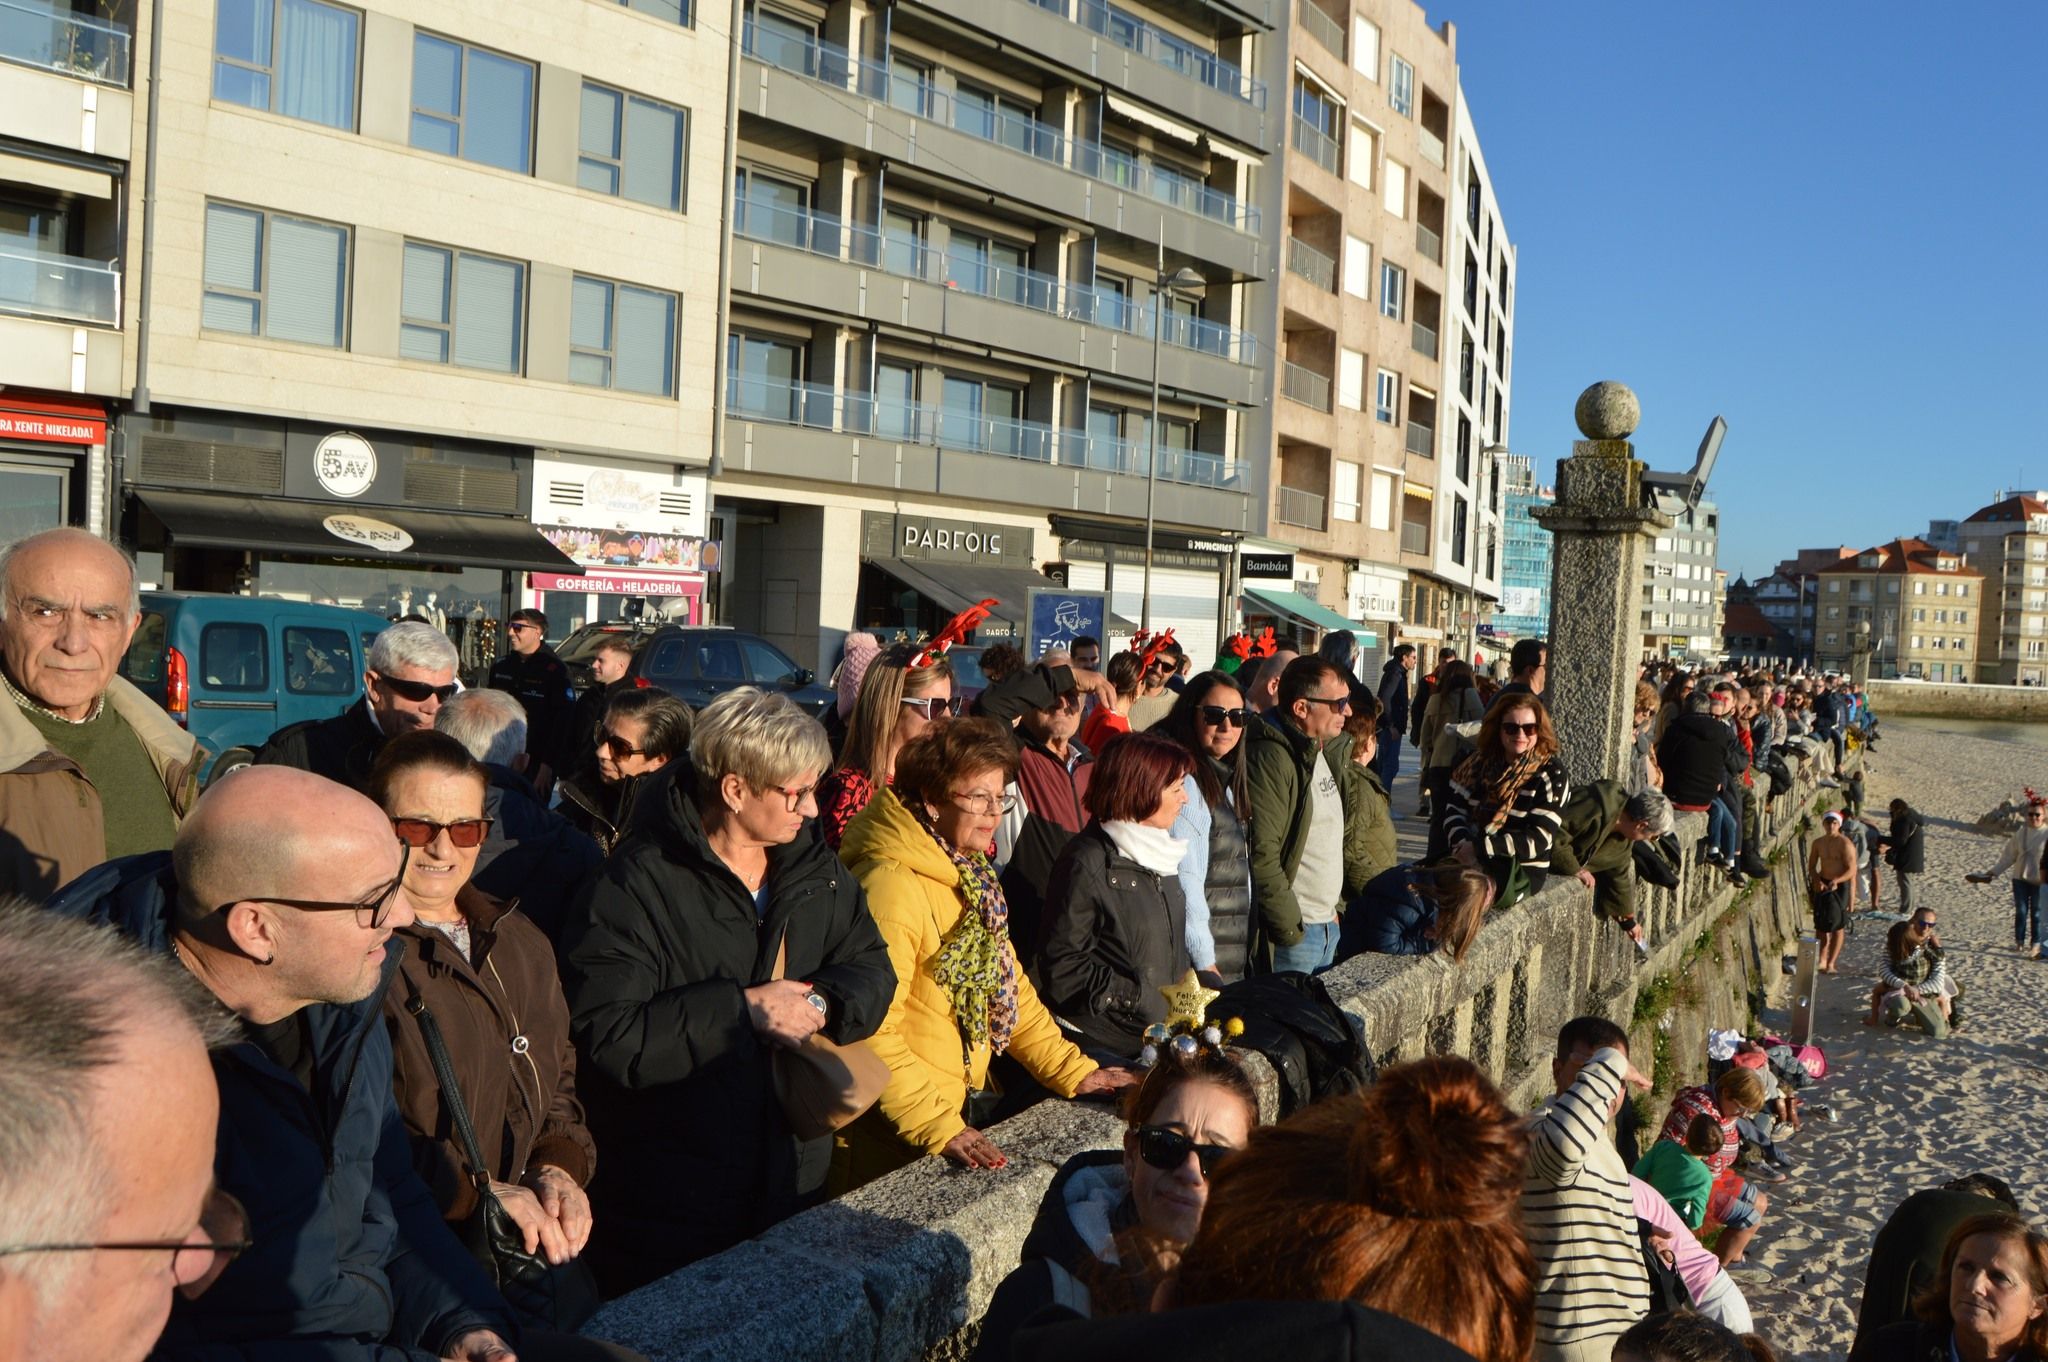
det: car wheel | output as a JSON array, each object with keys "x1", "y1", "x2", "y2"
[{"x1": 207, "y1": 748, "x2": 256, "y2": 789}]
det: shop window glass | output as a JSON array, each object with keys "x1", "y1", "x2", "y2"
[
  {"x1": 213, "y1": 0, "x2": 360, "y2": 131},
  {"x1": 743, "y1": 638, "x2": 799, "y2": 686},
  {"x1": 254, "y1": 561, "x2": 500, "y2": 679},
  {"x1": 0, "y1": 456, "x2": 71, "y2": 544},
  {"x1": 201, "y1": 622, "x2": 269, "y2": 691},
  {"x1": 283, "y1": 625, "x2": 355, "y2": 694}
]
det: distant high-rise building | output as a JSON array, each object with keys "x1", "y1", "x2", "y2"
[
  {"x1": 1490, "y1": 454, "x2": 1550, "y2": 640},
  {"x1": 1958, "y1": 493, "x2": 2048, "y2": 684},
  {"x1": 1640, "y1": 500, "x2": 1720, "y2": 660}
]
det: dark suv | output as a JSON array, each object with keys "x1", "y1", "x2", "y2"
[{"x1": 556, "y1": 623, "x2": 833, "y2": 716}]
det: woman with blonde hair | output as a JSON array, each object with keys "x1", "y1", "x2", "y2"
[{"x1": 817, "y1": 643, "x2": 955, "y2": 849}]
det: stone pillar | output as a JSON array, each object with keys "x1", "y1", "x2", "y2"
[
  {"x1": 1531, "y1": 382, "x2": 1674, "y2": 788},
  {"x1": 1849, "y1": 619, "x2": 1873, "y2": 689}
]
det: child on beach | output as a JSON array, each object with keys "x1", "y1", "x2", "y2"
[{"x1": 1634, "y1": 1113, "x2": 1724, "y2": 1230}]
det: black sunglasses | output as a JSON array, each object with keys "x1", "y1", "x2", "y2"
[
  {"x1": 1500, "y1": 721, "x2": 1540, "y2": 736},
  {"x1": 1197, "y1": 705, "x2": 1248, "y2": 729},
  {"x1": 1136, "y1": 1125, "x2": 1235, "y2": 1179},
  {"x1": 374, "y1": 674, "x2": 459, "y2": 704},
  {"x1": 391, "y1": 816, "x2": 494, "y2": 850},
  {"x1": 600, "y1": 729, "x2": 646, "y2": 760}
]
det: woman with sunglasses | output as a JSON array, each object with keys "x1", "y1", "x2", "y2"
[
  {"x1": 835, "y1": 718, "x2": 1133, "y2": 1188},
  {"x1": 1442, "y1": 697, "x2": 1571, "y2": 896},
  {"x1": 561, "y1": 687, "x2": 895, "y2": 1293},
  {"x1": 1156, "y1": 672, "x2": 1255, "y2": 982},
  {"x1": 817, "y1": 644, "x2": 954, "y2": 851},
  {"x1": 1039, "y1": 731, "x2": 1197, "y2": 1060},
  {"x1": 369, "y1": 730, "x2": 600, "y2": 1319},
  {"x1": 556, "y1": 688, "x2": 692, "y2": 853},
  {"x1": 974, "y1": 1045, "x2": 1258, "y2": 1362}
]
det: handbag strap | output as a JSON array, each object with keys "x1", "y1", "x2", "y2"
[{"x1": 402, "y1": 973, "x2": 493, "y2": 1190}]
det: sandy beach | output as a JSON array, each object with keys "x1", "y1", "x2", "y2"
[{"x1": 1732, "y1": 720, "x2": 2048, "y2": 1359}]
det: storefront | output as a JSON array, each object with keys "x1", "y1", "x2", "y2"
[
  {"x1": 1, "y1": 394, "x2": 107, "y2": 541},
  {"x1": 857, "y1": 511, "x2": 1069, "y2": 643},
  {"x1": 119, "y1": 409, "x2": 579, "y2": 681},
  {"x1": 1052, "y1": 514, "x2": 1236, "y2": 665},
  {"x1": 1238, "y1": 546, "x2": 1375, "y2": 657},
  {"x1": 526, "y1": 451, "x2": 712, "y2": 641}
]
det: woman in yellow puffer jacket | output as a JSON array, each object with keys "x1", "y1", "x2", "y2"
[{"x1": 834, "y1": 717, "x2": 1136, "y2": 1189}]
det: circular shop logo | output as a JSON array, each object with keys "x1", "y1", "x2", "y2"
[
  {"x1": 313, "y1": 431, "x2": 378, "y2": 498},
  {"x1": 322, "y1": 513, "x2": 414, "y2": 555}
]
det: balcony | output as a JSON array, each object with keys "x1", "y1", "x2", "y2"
[
  {"x1": 1025, "y1": 0, "x2": 1265, "y2": 107},
  {"x1": 1277, "y1": 484, "x2": 1326, "y2": 530},
  {"x1": 1295, "y1": 0, "x2": 1344, "y2": 60},
  {"x1": 1415, "y1": 222, "x2": 1441, "y2": 265},
  {"x1": 1404, "y1": 421, "x2": 1433, "y2": 457},
  {"x1": 1283, "y1": 361, "x2": 1332, "y2": 413},
  {"x1": 1290, "y1": 117, "x2": 1340, "y2": 176},
  {"x1": 1418, "y1": 125, "x2": 1445, "y2": 168},
  {"x1": 1411, "y1": 321, "x2": 1436, "y2": 359},
  {"x1": 0, "y1": 238, "x2": 119, "y2": 326},
  {"x1": 0, "y1": 0, "x2": 130, "y2": 86},
  {"x1": 1400, "y1": 520, "x2": 1429, "y2": 555},
  {"x1": 1285, "y1": 236, "x2": 1335, "y2": 292}
]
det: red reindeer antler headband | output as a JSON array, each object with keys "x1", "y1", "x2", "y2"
[{"x1": 912, "y1": 599, "x2": 998, "y2": 668}]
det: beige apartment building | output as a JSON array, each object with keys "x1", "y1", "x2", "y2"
[
  {"x1": 1813, "y1": 538, "x2": 1980, "y2": 682},
  {"x1": 1958, "y1": 493, "x2": 2048, "y2": 685},
  {"x1": 4, "y1": 0, "x2": 727, "y2": 647}
]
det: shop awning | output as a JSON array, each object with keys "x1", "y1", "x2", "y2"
[
  {"x1": 1243, "y1": 586, "x2": 1376, "y2": 644},
  {"x1": 135, "y1": 489, "x2": 582, "y2": 574},
  {"x1": 864, "y1": 557, "x2": 1137, "y2": 634}
]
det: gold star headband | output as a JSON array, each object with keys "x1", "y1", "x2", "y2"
[{"x1": 1140, "y1": 968, "x2": 1245, "y2": 1068}]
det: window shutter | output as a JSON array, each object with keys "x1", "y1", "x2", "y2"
[
  {"x1": 623, "y1": 96, "x2": 684, "y2": 210},
  {"x1": 265, "y1": 216, "x2": 347, "y2": 347},
  {"x1": 204, "y1": 204, "x2": 263, "y2": 291},
  {"x1": 453, "y1": 254, "x2": 523, "y2": 372},
  {"x1": 580, "y1": 83, "x2": 620, "y2": 157},
  {"x1": 614, "y1": 285, "x2": 676, "y2": 396},
  {"x1": 570, "y1": 276, "x2": 611, "y2": 352}
]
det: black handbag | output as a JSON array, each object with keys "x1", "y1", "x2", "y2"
[
  {"x1": 1636, "y1": 1216, "x2": 1695, "y2": 1317},
  {"x1": 402, "y1": 978, "x2": 601, "y2": 1331}
]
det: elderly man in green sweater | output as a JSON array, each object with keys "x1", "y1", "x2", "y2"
[{"x1": 1548, "y1": 781, "x2": 1672, "y2": 947}]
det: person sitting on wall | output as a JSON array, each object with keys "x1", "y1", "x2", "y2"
[{"x1": 1547, "y1": 783, "x2": 1674, "y2": 949}]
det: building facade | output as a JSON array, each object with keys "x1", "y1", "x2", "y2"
[
  {"x1": 1814, "y1": 538, "x2": 1980, "y2": 681},
  {"x1": 1489, "y1": 451, "x2": 1549, "y2": 643},
  {"x1": 1957, "y1": 493, "x2": 2048, "y2": 685},
  {"x1": 1639, "y1": 498, "x2": 1719, "y2": 661}
]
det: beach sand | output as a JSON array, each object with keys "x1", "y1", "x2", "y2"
[{"x1": 1734, "y1": 721, "x2": 2048, "y2": 1360}]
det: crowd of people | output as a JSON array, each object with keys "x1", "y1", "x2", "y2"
[{"x1": 2, "y1": 523, "x2": 2042, "y2": 1362}]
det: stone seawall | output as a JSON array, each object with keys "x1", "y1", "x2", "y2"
[
  {"x1": 1867, "y1": 678, "x2": 2048, "y2": 721},
  {"x1": 581, "y1": 756, "x2": 1848, "y2": 1362}
]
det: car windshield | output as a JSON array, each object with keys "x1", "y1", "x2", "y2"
[{"x1": 557, "y1": 626, "x2": 647, "y2": 667}]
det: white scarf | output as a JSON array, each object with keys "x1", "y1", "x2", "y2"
[{"x1": 1101, "y1": 820, "x2": 1189, "y2": 878}]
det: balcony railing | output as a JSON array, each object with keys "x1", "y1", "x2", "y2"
[
  {"x1": 1286, "y1": 236, "x2": 1335, "y2": 292},
  {"x1": 0, "y1": 0, "x2": 130, "y2": 86},
  {"x1": 1283, "y1": 361, "x2": 1332, "y2": 413},
  {"x1": 1032, "y1": 0, "x2": 1266, "y2": 107},
  {"x1": 1290, "y1": 116, "x2": 1341, "y2": 176},
  {"x1": 1415, "y1": 222, "x2": 1442, "y2": 264},
  {"x1": 1411, "y1": 321, "x2": 1437, "y2": 359},
  {"x1": 1295, "y1": 0, "x2": 1345, "y2": 59},
  {"x1": 1418, "y1": 125, "x2": 1445, "y2": 168},
  {"x1": 1277, "y1": 484, "x2": 1326, "y2": 530},
  {"x1": 742, "y1": 19, "x2": 1259, "y2": 233},
  {"x1": 1404, "y1": 420, "x2": 1434, "y2": 457},
  {"x1": 0, "y1": 239, "x2": 119, "y2": 326},
  {"x1": 1400, "y1": 520, "x2": 1429, "y2": 555}
]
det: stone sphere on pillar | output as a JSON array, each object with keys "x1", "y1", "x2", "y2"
[{"x1": 1574, "y1": 381, "x2": 1641, "y2": 440}]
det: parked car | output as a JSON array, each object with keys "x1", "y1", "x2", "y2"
[
  {"x1": 555, "y1": 622, "x2": 833, "y2": 716},
  {"x1": 119, "y1": 591, "x2": 389, "y2": 784}
]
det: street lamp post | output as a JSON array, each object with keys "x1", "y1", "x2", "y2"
[{"x1": 1141, "y1": 243, "x2": 1208, "y2": 633}]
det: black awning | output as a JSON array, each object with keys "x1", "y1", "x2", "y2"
[
  {"x1": 135, "y1": 489, "x2": 582, "y2": 574},
  {"x1": 865, "y1": 557, "x2": 1137, "y2": 634}
]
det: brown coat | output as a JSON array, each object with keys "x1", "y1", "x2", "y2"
[
  {"x1": 0, "y1": 675, "x2": 202, "y2": 901},
  {"x1": 383, "y1": 885, "x2": 596, "y2": 1221}
]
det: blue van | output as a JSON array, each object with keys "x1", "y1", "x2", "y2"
[{"x1": 119, "y1": 591, "x2": 389, "y2": 783}]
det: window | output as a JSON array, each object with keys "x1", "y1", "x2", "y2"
[
  {"x1": 941, "y1": 375, "x2": 1026, "y2": 457},
  {"x1": 1381, "y1": 157, "x2": 1407, "y2": 217},
  {"x1": 410, "y1": 34, "x2": 534, "y2": 174},
  {"x1": 1374, "y1": 369, "x2": 1399, "y2": 424},
  {"x1": 874, "y1": 361, "x2": 917, "y2": 438},
  {"x1": 1334, "y1": 461, "x2": 1361, "y2": 521},
  {"x1": 284, "y1": 625, "x2": 353, "y2": 695},
  {"x1": 945, "y1": 230, "x2": 1033, "y2": 305},
  {"x1": 578, "y1": 82, "x2": 686, "y2": 210},
  {"x1": 1388, "y1": 55, "x2": 1413, "y2": 117},
  {"x1": 1463, "y1": 251, "x2": 1479, "y2": 317},
  {"x1": 1934, "y1": 609, "x2": 1948, "y2": 623},
  {"x1": 1455, "y1": 414, "x2": 1471, "y2": 482},
  {"x1": 616, "y1": 0, "x2": 691, "y2": 24},
  {"x1": 1451, "y1": 497, "x2": 1468, "y2": 566},
  {"x1": 1369, "y1": 471, "x2": 1394, "y2": 529},
  {"x1": 1378, "y1": 260, "x2": 1405, "y2": 320},
  {"x1": 1824, "y1": 633, "x2": 1837, "y2": 646},
  {"x1": 1342, "y1": 235, "x2": 1370, "y2": 298},
  {"x1": 201, "y1": 622, "x2": 268, "y2": 692},
  {"x1": 1346, "y1": 121, "x2": 1374, "y2": 189},
  {"x1": 726, "y1": 332, "x2": 804, "y2": 419},
  {"x1": 570, "y1": 275, "x2": 677, "y2": 396},
  {"x1": 1912, "y1": 580, "x2": 1924, "y2": 595},
  {"x1": 1338, "y1": 348, "x2": 1365, "y2": 411},
  {"x1": 1887, "y1": 580, "x2": 1899, "y2": 594},
  {"x1": 400, "y1": 242, "x2": 524, "y2": 372},
  {"x1": 1350, "y1": 17, "x2": 1378, "y2": 78},
  {"x1": 201, "y1": 202, "x2": 349, "y2": 348},
  {"x1": 1911, "y1": 608, "x2": 1924, "y2": 622},
  {"x1": 954, "y1": 83, "x2": 1042, "y2": 156},
  {"x1": 1911, "y1": 635, "x2": 1924, "y2": 649},
  {"x1": 733, "y1": 165, "x2": 809, "y2": 245},
  {"x1": 1959, "y1": 583, "x2": 1971, "y2": 597},
  {"x1": 1953, "y1": 637, "x2": 1967, "y2": 652},
  {"x1": 213, "y1": 0, "x2": 360, "y2": 130},
  {"x1": 1958, "y1": 609, "x2": 1970, "y2": 623},
  {"x1": 743, "y1": 638, "x2": 801, "y2": 686},
  {"x1": 888, "y1": 57, "x2": 937, "y2": 118},
  {"x1": 1937, "y1": 581, "x2": 1949, "y2": 596}
]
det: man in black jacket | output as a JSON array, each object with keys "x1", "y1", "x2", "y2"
[
  {"x1": 488, "y1": 609, "x2": 575, "y2": 781},
  {"x1": 559, "y1": 633, "x2": 641, "y2": 776},
  {"x1": 1372, "y1": 645, "x2": 1415, "y2": 788},
  {"x1": 1655, "y1": 690, "x2": 1751, "y2": 883},
  {"x1": 1874, "y1": 798, "x2": 1927, "y2": 917},
  {"x1": 254, "y1": 620, "x2": 458, "y2": 792}
]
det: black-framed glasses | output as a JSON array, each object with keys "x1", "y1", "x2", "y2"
[
  {"x1": 390, "y1": 817, "x2": 493, "y2": 850},
  {"x1": 507, "y1": 621, "x2": 541, "y2": 633},
  {"x1": 1300, "y1": 694, "x2": 1351, "y2": 711},
  {"x1": 215, "y1": 844, "x2": 410, "y2": 929},
  {"x1": 599, "y1": 729, "x2": 646, "y2": 760},
  {"x1": 0, "y1": 1187, "x2": 251, "y2": 1301},
  {"x1": 901, "y1": 695, "x2": 963, "y2": 719},
  {"x1": 763, "y1": 782, "x2": 819, "y2": 813},
  {"x1": 948, "y1": 789, "x2": 1018, "y2": 816},
  {"x1": 1501, "y1": 721, "x2": 1540, "y2": 736},
  {"x1": 1197, "y1": 705, "x2": 1248, "y2": 729},
  {"x1": 1135, "y1": 1125, "x2": 1235, "y2": 1179},
  {"x1": 372, "y1": 673, "x2": 459, "y2": 705}
]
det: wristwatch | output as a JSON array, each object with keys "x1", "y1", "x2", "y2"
[{"x1": 803, "y1": 990, "x2": 829, "y2": 1019}]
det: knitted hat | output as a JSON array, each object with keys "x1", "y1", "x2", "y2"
[{"x1": 836, "y1": 632, "x2": 881, "y2": 719}]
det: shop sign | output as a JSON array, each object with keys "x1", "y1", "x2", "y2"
[
  {"x1": 0, "y1": 408, "x2": 106, "y2": 445},
  {"x1": 860, "y1": 512, "x2": 1034, "y2": 567},
  {"x1": 539, "y1": 523, "x2": 706, "y2": 571},
  {"x1": 1027, "y1": 589, "x2": 1109, "y2": 661},
  {"x1": 530, "y1": 570, "x2": 703, "y2": 596},
  {"x1": 322, "y1": 513, "x2": 413, "y2": 554},
  {"x1": 312, "y1": 432, "x2": 378, "y2": 498},
  {"x1": 1241, "y1": 552, "x2": 1294, "y2": 579}
]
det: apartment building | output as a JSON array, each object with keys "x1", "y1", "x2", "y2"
[
  {"x1": 1261, "y1": 0, "x2": 1474, "y2": 663},
  {"x1": 1638, "y1": 497, "x2": 1719, "y2": 661},
  {"x1": 1813, "y1": 538, "x2": 1980, "y2": 681},
  {"x1": 715, "y1": 0, "x2": 1280, "y2": 670},
  {"x1": 1957, "y1": 492, "x2": 2048, "y2": 684},
  {"x1": 1489, "y1": 451, "x2": 1549, "y2": 644}
]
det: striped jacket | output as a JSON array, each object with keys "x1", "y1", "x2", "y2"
[
  {"x1": 1523, "y1": 1047, "x2": 1650, "y2": 1358},
  {"x1": 1443, "y1": 756, "x2": 1571, "y2": 875}
]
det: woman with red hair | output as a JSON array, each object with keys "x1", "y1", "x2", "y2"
[{"x1": 1037, "y1": 731, "x2": 1196, "y2": 1059}]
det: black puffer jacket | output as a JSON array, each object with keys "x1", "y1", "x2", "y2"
[
  {"x1": 559, "y1": 761, "x2": 895, "y2": 1294},
  {"x1": 1655, "y1": 710, "x2": 1746, "y2": 807},
  {"x1": 252, "y1": 698, "x2": 385, "y2": 792},
  {"x1": 975, "y1": 1151, "x2": 1141, "y2": 1362},
  {"x1": 1037, "y1": 824, "x2": 1191, "y2": 1057},
  {"x1": 1202, "y1": 778, "x2": 1253, "y2": 981}
]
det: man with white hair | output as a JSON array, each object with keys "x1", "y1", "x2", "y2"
[
  {"x1": 0, "y1": 904, "x2": 234, "y2": 1362},
  {"x1": 0, "y1": 527, "x2": 202, "y2": 899},
  {"x1": 254, "y1": 620, "x2": 459, "y2": 791}
]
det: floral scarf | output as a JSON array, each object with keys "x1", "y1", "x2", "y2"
[
  {"x1": 923, "y1": 814, "x2": 1020, "y2": 1059},
  {"x1": 1450, "y1": 746, "x2": 1549, "y2": 835}
]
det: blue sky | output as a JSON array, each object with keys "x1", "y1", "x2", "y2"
[{"x1": 1438, "y1": 1, "x2": 2048, "y2": 579}]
